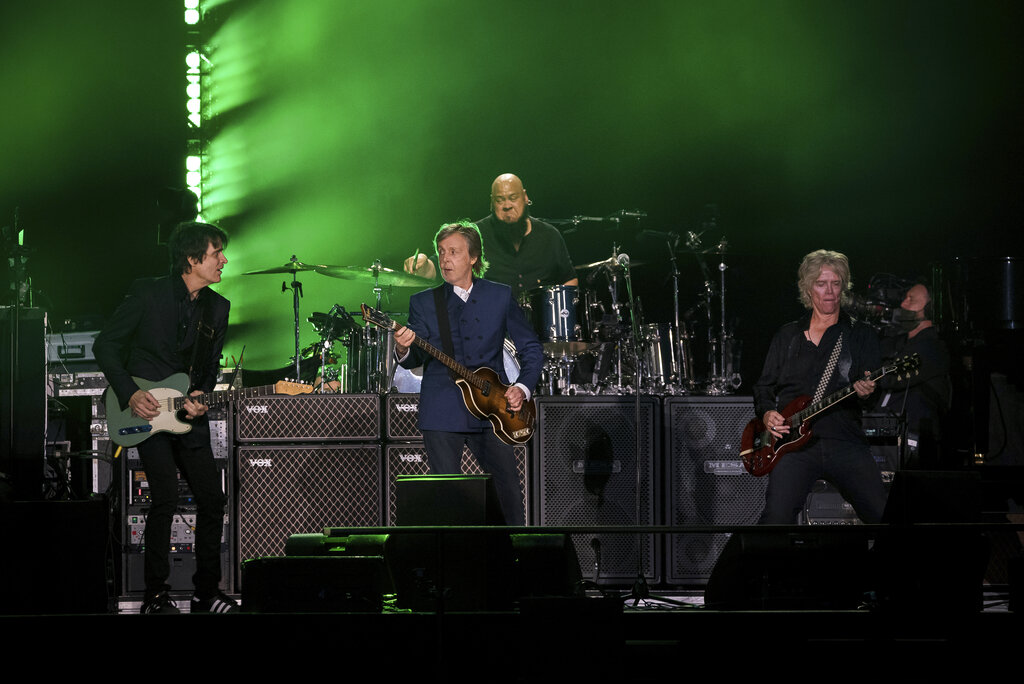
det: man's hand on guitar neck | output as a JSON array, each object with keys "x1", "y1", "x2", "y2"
[
  {"x1": 183, "y1": 390, "x2": 209, "y2": 420},
  {"x1": 763, "y1": 410, "x2": 790, "y2": 436},
  {"x1": 853, "y1": 371, "x2": 876, "y2": 399},
  {"x1": 393, "y1": 325, "x2": 416, "y2": 358}
]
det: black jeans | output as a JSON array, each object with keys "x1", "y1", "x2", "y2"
[
  {"x1": 137, "y1": 432, "x2": 225, "y2": 596},
  {"x1": 758, "y1": 437, "x2": 888, "y2": 524}
]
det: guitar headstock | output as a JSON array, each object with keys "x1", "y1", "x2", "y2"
[
  {"x1": 274, "y1": 380, "x2": 314, "y2": 396},
  {"x1": 886, "y1": 353, "x2": 921, "y2": 381},
  {"x1": 360, "y1": 303, "x2": 396, "y2": 331}
]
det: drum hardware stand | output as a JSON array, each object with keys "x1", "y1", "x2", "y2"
[
  {"x1": 662, "y1": 231, "x2": 694, "y2": 393},
  {"x1": 705, "y1": 237, "x2": 740, "y2": 394},
  {"x1": 367, "y1": 260, "x2": 393, "y2": 394},
  {"x1": 276, "y1": 255, "x2": 305, "y2": 381}
]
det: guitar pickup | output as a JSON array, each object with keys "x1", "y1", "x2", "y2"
[{"x1": 118, "y1": 425, "x2": 153, "y2": 436}]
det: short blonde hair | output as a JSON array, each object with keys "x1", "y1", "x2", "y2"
[{"x1": 797, "y1": 249, "x2": 852, "y2": 309}]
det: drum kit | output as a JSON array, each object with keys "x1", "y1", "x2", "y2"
[
  {"x1": 242, "y1": 256, "x2": 431, "y2": 394},
  {"x1": 520, "y1": 225, "x2": 743, "y2": 397},
  {"x1": 241, "y1": 220, "x2": 743, "y2": 396}
]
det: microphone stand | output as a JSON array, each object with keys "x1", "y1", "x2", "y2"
[{"x1": 620, "y1": 254, "x2": 652, "y2": 600}]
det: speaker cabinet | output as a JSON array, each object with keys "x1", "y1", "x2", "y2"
[
  {"x1": 385, "y1": 393, "x2": 422, "y2": 440},
  {"x1": 383, "y1": 443, "x2": 528, "y2": 525},
  {"x1": 1, "y1": 307, "x2": 46, "y2": 499},
  {"x1": 664, "y1": 396, "x2": 766, "y2": 584},
  {"x1": 236, "y1": 445, "x2": 382, "y2": 564},
  {"x1": 235, "y1": 394, "x2": 380, "y2": 442},
  {"x1": 535, "y1": 396, "x2": 659, "y2": 584}
]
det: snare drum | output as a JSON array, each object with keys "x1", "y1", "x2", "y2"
[{"x1": 523, "y1": 285, "x2": 591, "y2": 355}]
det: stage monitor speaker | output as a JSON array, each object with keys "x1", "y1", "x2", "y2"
[
  {"x1": 704, "y1": 530, "x2": 873, "y2": 610},
  {"x1": 875, "y1": 470, "x2": 989, "y2": 613},
  {"x1": 396, "y1": 474, "x2": 504, "y2": 525},
  {"x1": 534, "y1": 396, "x2": 659, "y2": 584},
  {"x1": 241, "y1": 556, "x2": 387, "y2": 613},
  {"x1": 383, "y1": 443, "x2": 529, "y2": 525},
  {"x1": 236, "y1": 445, "x2": 382, "y2": 566},
  {"x1": 664, "y1": 396, "x2": 766, "y2": 584},
  {"x1": 235, "y1": 394, "x2": 380, "y2": 442}
]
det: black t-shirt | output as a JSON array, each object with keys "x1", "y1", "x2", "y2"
[
  {"x1": 476, "y1": 214, "x2": 576, "y2": 299},
  {"x1": 753, "y1": 312, "x2": 880, "y2": 444}
]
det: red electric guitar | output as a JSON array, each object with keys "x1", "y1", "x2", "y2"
[{"x1": 739, "y1": 353, "x2": 920, "y2": 476}]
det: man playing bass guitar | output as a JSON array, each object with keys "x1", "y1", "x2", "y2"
[
  {"x1": 393, "y1": 221, "x2": 543, "y2": 526},
  {"x1": 752, "y1": 249, "x2": 889, "y2": 524}
]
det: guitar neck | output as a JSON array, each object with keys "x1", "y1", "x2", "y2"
[
  {"x1": 793, "y1": 365, "x2": 891, "y2": 425},
  {"x1": 171, "y1": 383, "x2": 279, "y2": 411},
  {"x1": 411, "y1": 336, "x2": 487, "y2": 391},
  {"x1": 363, "y1": 303, "x2": 492, "y2": 392}
]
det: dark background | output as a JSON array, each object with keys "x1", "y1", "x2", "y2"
[{"x1": 2, "y1": 0, "x2": 1021, "y2": 382}]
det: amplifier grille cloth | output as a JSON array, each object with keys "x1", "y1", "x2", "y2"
[
  {"x1": 236, "y1": 445, "x2": 381, "y2": 561},
  {"x1": 235, "y1": 394, "x2": 380, "y2": 442},
  {"x1": 536, "y1": 397, "x2": 658, "y2": 583},
  {"x1": 666, "y1": 397, "x2": 766, "y2": 584}
]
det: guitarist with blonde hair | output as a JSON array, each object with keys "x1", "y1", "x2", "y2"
[
  {"x1": 393, "y1": 220, "x2": 543, "y2": 526},
  {"x1": 751, "y1": 249, "x2": 889, "y2": 524},
  {"x1": 95, "y1": 221, "x2": 237, "y2": 614}
]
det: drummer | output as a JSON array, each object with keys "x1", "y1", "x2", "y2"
[{"x1": 406, "y1": 172, "x2": 577, "y2": 300}]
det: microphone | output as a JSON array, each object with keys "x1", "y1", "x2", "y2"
[
  {"x1": 612, "y1": 209, "x2": 647, "y2": 220},
  {"x1": 617, "y1": 253, "x2": 630, "y2": 269}
]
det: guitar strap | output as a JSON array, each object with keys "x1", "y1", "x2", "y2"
[
  {"x1": 433, "y1": 285, "x2": 459, "y2": 382},
  {"x1": 186, "y1": 293, "x2": 217, "y2": 393},
  {"x1": 813, "y1": 331, "x2": 844, "y2": 403}
]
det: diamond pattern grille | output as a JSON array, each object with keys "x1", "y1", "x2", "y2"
[
  {"x1": 235, "y1": 395, "x2": 380, "y2": 442},
  {"x1": 236, "y1": 445, "x2": 381, "y2": 561}
]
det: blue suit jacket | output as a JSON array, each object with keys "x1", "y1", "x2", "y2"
[{"x1": 400, "y1": 278, "x2": 543, "y2": 433}]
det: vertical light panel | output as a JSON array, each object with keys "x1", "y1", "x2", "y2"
[{"x1": 184, "y1": 0, "x2": 206, "y2": 219}]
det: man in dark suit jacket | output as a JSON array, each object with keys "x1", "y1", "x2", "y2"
[
  {"x1": 394, "y1": 221, "x2": 543, "y2": 525},
  {"x1": 94, "y1": 221, "x2": 235, "y2": 614}
]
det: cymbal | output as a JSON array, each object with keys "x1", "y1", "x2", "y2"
[
  {"x1": 574, "y1": 257, "x2": 645, "y2": 270},
  {"x1": 242, "y1": 260, "x2": 327, "y2": 275},
  {"x1": 315, "y1": 264, "x2": 433, "y2": 288}
]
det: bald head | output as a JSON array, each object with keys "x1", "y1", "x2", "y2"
[{"x1": 490, "y1": 173, "x2": 530, "y2": 225}]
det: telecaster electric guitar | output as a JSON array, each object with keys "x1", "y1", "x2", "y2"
[
  {"x1": 105, "y1": 374, "x2": 312, "y2": 447},
  {"x1": 739, "y1": 353, "x2": 920, "y2": 476},
  {"x1": 360, "y1": 303, "x2": 535, "y2": 445}
]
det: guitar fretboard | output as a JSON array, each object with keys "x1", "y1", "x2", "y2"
[
  {"x1": 364, "y1": 306, "x2": 490, "y2": 393},
  {"x1": 169, "y1": 384, "x2": 281, "y2": 411},
  {"x1": 790, "y1": 360, "x2": 909, "y2": 427},
  {"x1": 411, "y1": 337, "x2": 488, "y2": 391}
]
